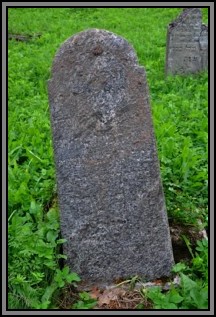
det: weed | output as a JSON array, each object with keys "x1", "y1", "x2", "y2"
[
  {"x1": 145, "y1": 239, "x2": 208, "y2": 309},
  {"x1": 72, "y1": 292, "x2": 98, "y2": 309},
  {"x1": 8, "y1": 207, "x2": 80, "y2": 309}
]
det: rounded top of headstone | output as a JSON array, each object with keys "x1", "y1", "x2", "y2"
[
  {"x1": 50, "y1": 29, "x2": 139, "y2": 77},
  {"x1": 169, "y1": 8, "x2": 202, "y2": 29}
]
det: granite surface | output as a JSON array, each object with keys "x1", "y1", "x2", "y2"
[{"x1": 48, "y1": 29, "x2": 174, "y2": 286}]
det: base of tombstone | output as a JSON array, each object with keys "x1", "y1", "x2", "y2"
[
  {"x1": 75, "y1": 274, "x2": 172, "y2": 292},
  {"x1": 58, "y1": 223, "x2": 207, "y2": 309},
  {"x1": 65, "y1": 221, "x2": 206, "y2": 292}
]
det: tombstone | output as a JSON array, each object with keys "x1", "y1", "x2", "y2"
[
  {"x1": 166, "y1": 8, "x2": 208, "y2": 75},
  {"x1": 48, "y1": 29, "x2": 174, "y2": 288}
]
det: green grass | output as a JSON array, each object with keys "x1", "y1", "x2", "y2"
[
  {"x1": 145, "y1": 239, "x2": 208, "y2": 309},
  {"x1": 8, "y1": 8, "x2": 208, "y2": 309}
]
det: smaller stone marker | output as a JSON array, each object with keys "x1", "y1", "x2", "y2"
[
  {"x1": 166, "y1": 8, "x2": 208, "y2": 75},
  {"x1": 48, "y1": 29, "x2": 174, "y2": 288}
]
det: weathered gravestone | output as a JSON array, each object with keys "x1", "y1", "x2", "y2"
[
  {"x1": 48, "y1": 29, "x2": 174, "y2": 287},
  {"x1": 166, "y1": 8, "x2": 208, "y2": 75}
]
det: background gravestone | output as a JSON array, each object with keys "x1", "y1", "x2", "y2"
[
  {"x1": 166, "y1": 8, "x2": 208, "y2": 75},
  {"x1": 48, "y1": 29, "x2": 174, "y2": 287}
]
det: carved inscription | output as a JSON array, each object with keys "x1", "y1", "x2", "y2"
[{"x1": 166, "y1": 8, "x2": 208, "y2": 75}]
